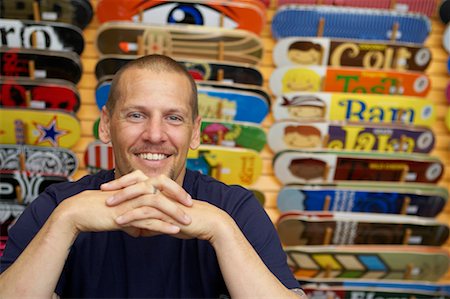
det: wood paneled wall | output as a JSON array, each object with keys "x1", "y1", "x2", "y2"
[{"x1": 77, "y1": 1, "x2": 450, "y2": 281}]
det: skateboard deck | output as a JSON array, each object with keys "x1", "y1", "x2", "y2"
[
  {"x1": 0, "y1": 108, "x2": 81, "y2": 148},
  {"x1": 284, "y1": 245, "x2": 449, "y2": 281},
  {"x1": 273, "y1": 37, "x2": 432, "y2": 72},
  {"x1": 95, "y1": 21, "x2": 263, "y2": 65},
  {"x1": 0, "y1": 170, "x2": 68, "y2": 205},
  {"x1": 271, "y1": 5, "x2": 431, "y2": 44},
  {"x1": 273, "y1": 150, "x2": 444, "y2": 184},
  {"x1": 95, "y1": 55, "x2": 264, "y2": 85},
  {"x1": 187, "y1": 145, "x2": 262, "y2": 186},
  {"x1": 84, "y1": 141, "x2": 115, "y2": 174},
  {"x1": 96, "y1": 81, "x2": 269, "y2": 123},
  {"x1": 0, "y1": 144, "x2": 78, "y2": 177},
  {"x1": 439, "y1": 0, "x2": 450, "y2": 24},
  {"x1": 443, "y1": 23, "x2": 450, "y2": 54},
  {"x1": 276, "y1": 0, "x2": 438, "y2": 17},
  {"x1": 0, "y1": 18, "x2": 84, "y2": 54},
  {"x1": 0, "y1": 47, "x2": 82, "y2": 84},
  {"x1": 272, "y1": 92, "x2": 436, "y2": 127},
  {"x1": 270, "y1": 65, "x2": 430, "y2": 97},
  {"x1": 1, "y1": 0, "x2": 94, "y2": 29},
  {"x1": 277, "y1": 182, "x2": 448, "y2": 217},
  {"x1": 446, "y1": 107, "x2": 450, "y2": 132},
  {"x1": 0, "y1": 77, "x2": 80, "y2": 112},
  {"x1": 96, "y1": 0, "x2": 266, "y2": 35},
  {"x1": 268, "y1": 120, "x2": 435, "y2": 154},
  {"x1": 277, "y1": 212, "x2": 450, "y2": 246}
]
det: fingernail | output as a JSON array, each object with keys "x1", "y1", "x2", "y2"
[
  {"x1": 183, "y1": 214, "x2": 191, "y2": 224},
  {"x1": 185, "y1": 194, "x2": 192, "y2": 205},
  {"x1": 116, "y1": 216, "x2": 125, "y2": 224},
  {"x1": 106, "y1": 196, "x2": 115, "y2": 205}
]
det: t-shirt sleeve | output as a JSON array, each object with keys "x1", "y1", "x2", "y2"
[{"x1": 227, "y1": 187, "x2": 300, "y2": 290}]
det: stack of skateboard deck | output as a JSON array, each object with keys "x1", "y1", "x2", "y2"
[
  {"x1": 441, "y1": 1, "x2": 450, "y2": 132},
  {"x1": 268, "y1": 2, "x2": 450, "y2": 294},
  {"x1": 0, "y1": 0, "x2": 93, "y2": 256},
  {"x1": 88, "y1": 0, "x2": 271, "y2": 188}
]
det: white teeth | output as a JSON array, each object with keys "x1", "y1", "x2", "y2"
[{"x1": 139, "y1": 153, "x2": 168, "y2": 161}]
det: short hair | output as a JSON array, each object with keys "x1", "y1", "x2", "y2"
[{"x1": 105, "y1": 54, "x2": 198, "y2": 120}]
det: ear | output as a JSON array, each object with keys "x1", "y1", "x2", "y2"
[
  {"x1": 99, "y1": 106, "x2": 112, "y2": 144},
  {"x1": 189, "y1": 115, "x2": 202, "y2": 150}
]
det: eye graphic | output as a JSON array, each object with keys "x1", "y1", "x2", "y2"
[{"x1": 132, "y1": 3, "x2": 238, "y2": 29}]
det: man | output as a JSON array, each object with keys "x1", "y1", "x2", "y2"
[{"x1": 0, "y1": 55, "x2": 304, "y2": 298}]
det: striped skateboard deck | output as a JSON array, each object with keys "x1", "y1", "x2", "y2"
[
  {"x1": 95, "y1": 21, "x2": 263, "y2": 65},
  {"x1": 271, "y1": 5, "x2": 431, "y2": 44}
]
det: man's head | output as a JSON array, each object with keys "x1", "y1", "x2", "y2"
[{"x1": 99, "y1": 54, "x2": 202, "y2": 185}]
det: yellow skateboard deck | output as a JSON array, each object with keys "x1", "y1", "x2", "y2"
[
  {"x1": 0, "y1": 108, "x2": 81, "y2": 148},
  {"x1": 187, "y1": 145, "x2": 262, "y2": 186}
]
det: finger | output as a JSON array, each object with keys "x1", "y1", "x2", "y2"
[
  {"x1": 106, "y1": 180, "x2": 158, "y2": 206},
  {"x1": 124, "y1": 218, "x2": 181, "y2": 235},
  {"x1": 100, "y1": 170, "x2": 147, "y2": 191},
  {"x1": 151, "y1": 175, "x2": 193, "y2": 207}
]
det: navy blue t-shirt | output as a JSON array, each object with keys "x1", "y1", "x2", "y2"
[{"x1": 1, "y1": 169, "x2": 299, "y2": 298}]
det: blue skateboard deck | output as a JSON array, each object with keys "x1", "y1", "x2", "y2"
[
  {"x1": 277, "y1": 182, "x2": 448, "y2": 217},
  {"x1": 96, "y1": 81, "x2": 269, "y2": 124},
  {"x1": 272, "y1": 5, "x2": 431, "y2": 44}
]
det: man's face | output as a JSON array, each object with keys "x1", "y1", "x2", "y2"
[{"x1": 99, "y1": 68, "x2": 201, "y2": 185}]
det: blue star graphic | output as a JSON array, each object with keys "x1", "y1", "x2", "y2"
[{"x1": 35, "y1": 117, "x2": 67, "y2": 146}]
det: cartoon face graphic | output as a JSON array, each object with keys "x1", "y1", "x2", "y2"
[
  {"x1": 288, "y1": 158, "x2": 326, "y2": 180},
  {"x1": 283, "y1": 125, "x2": 322, "y2": 148},
  {"x1": 282, "y1": 68, "x2": 322, "y2": 93},
  {"x1": 281, "y1": 95, "x2": 326, "y2": 121},
  {"x1": 287, "y1": 41, "x2": 323, "y2": 65}
]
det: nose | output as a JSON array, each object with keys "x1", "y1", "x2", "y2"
[{"x1": 142, "y1": 116, "x2": 166, "y2": 143}]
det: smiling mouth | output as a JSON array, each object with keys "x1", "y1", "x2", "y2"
[{"x1": 137, "y1": 153, "x2": 169, "y2": 161}]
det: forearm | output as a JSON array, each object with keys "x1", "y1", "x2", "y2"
[
  {"x1": 0, "y1": 210, "x2": 77, "y2": 298},
  {"x1": 211, "y1": 217, "x2": 301, "y2": 299}
]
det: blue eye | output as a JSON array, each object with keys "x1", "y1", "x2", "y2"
[{"x1": 168, "y1": 5, "x2": 203, "y2": 25}]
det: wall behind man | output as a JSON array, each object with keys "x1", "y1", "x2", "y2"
[{"x1": 74, "y1": 1, "x2": 450, "y2": 280}]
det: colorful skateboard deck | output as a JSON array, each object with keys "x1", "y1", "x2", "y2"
[
  {"x1": 277, "y1": 212, "x2": 450, "y2": 246},
  {"x1": 96, "y1": 81, "x2": 269, "y2": 123},
  {"x1": 0, "y1": 18, "x2": 84, "y2": 54},
  {"x1": 0, "y1": 108, "x2": 81, "y2": 148},
  {"x1": 0, "y1": 144, "x2": 78, "y2": 177},
  {"x1": 95, "y1": 55, "x2": 264, "y2": 85},
  {"x1": 271, "y1": 6, "x2": 431, "y2": 44},
  {"x1": 0, "y1": 47, "x2": 82, "y2": 84},
  {"x1": 84, "y1": 141, "x2": 115, "y2": 174},
  {"x1": 0, "y1": 77, "x2": 80, "y2": 112},
  {"x1": 268, "y1": 120, "x2": 435, "y2": 154},
  {"x1": 277, "y1": 182, "x2": 448, "y2": 217},
  {"x1": 443, "y1": 23, "x2": 450, "y2": 54},
  {"x1": 95, "y1": 21, "x2": 263, "y2": 65},
  {"x1": 284, "y1": 245, "x2": 449, "y2": 281},
  {"x1": 276, "y1": 0, "x2": 438, "y2": 17},
  {"x1": 273, "y1": 37, "x2": 432, "y2": 72},
  {"x1": 272, "y1": 92, "x2": 435, "y2": 127},
  {"x1": 1, "y1": 0, "x2": 94, "y2": 29},
  {"x1": 187, "y1": 145, "x2": 262, "y2": 186},
  {"x1": 96, "y1": 0, "x2": 266, "y2": 35},
  {"x1": 0, "y1": 170, "x2": 68, "y2": 205},
  {"x1": 273, "y1": 150, "x2": 443, "y2": 184},
  {"x1": 270, "y1": 65, "x2": 430, "y2": 97},
  {"x1": 298, "y1": 278, "x2": 450, "y2": 296}
]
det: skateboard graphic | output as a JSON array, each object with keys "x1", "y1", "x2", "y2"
[
  {"x1": 96, "y1": 0, "x2": 266, "y2": 35},
  {"x1": 187, "y1": 145, "x2": 262, "y2": 186},
  {"x1": 272, "y1": 92, "x2": 436, "y2": 127},
  {"x1": 1, "y1": 0, "x2": 94, "y2": 29},
  {"x1": 284, "y1": 245, "x2": 449, "y2": 281},
  {"x1": 95, "y1": 55, "x2": 264, "y2": 85},
  {"x1": 269, "y1": 65, "x2": 430, "y2": 97},
  {"x1": 96, "y1": 81, "x2": 269, "y2": 123},
  {"x1": 273, "y1": 37, "x2": 432, "y2": 72},
  {"x1": 0, "y1": 108, "x2": 81, "y2": 148},
  {"x1": 277, "y1": 182, "x2": 448, "y2": 217},
  {"x1": 0, "y1": 144, "x2": 78, "y2": 177},
  {"x1": 0, "y1": 170, "x2": 68, "y2": 205},
  {"x1": 0, "y1": 77, "x2": 81, "y2": 112},
  {"x1": 271, "y1": 5, "x2": 431, "y2": 44},
  {"x1": 273, "y1": 150, "x2": 444, "y2": 184},
  {"x1": 0, "y1": 47, "x2": 82, "y2": 84},
  {"x1": 277, "y1": 212, "x2": 450, "y2": 246},
  {"x1": 95, "y1": 21, "x2": 263, "y2": 65},
  {"x1": 275, "y1": 0, "x2": 438, "y2": 17},
  {"x1": 84, "y1": 141, "x2": 115, "y2": 174},
  {"x1": 0, "y1": 18, "x2": 84, "y2": 54},
  {"x1": 268, "y1": 120, "x2": 435, "y2": 154}
]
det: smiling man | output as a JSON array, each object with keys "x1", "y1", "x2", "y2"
[{"x1": 0, "y1": 55, "x2": 304, "y2": 298}]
